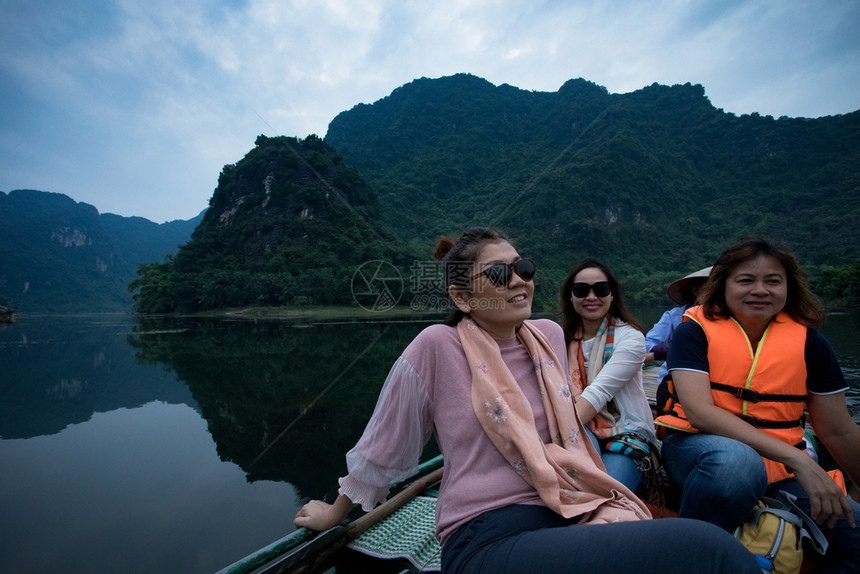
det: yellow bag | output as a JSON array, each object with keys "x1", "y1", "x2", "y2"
[{"x1": 732, "y1": 491, "x2": 828, "y2": 574}]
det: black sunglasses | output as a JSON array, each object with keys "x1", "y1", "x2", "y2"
[
  {"x1": 470, "y1": 258, "x2": 536, "y2": 287},
  {"x1": 571, "y1": 281, "x2": 611, "y2": 298}
]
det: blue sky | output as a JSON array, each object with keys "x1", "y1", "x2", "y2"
[{"x1": 1, "y1": 0, "x2": 858, "y2": 223}]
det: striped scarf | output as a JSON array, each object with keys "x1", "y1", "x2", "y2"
[{"x1": 569, "y1": 317, "x2": 624, "y2": 439}]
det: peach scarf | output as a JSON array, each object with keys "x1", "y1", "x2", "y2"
[{"x1": 458, "y1": 318, "x2": 650, "y2": 523}]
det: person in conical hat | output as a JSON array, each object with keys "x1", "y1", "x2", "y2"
[{"x1": 645, "y1": 266, "x2": 712, "y2": 385}]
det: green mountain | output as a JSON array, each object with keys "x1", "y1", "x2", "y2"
[
  {"x1": 11, "y1": 74, "x2": 858, "y2": 314},
  {"x1": 324, "y1": 74, "x2": 860, "y2": 305},
  {"x1": 0, "y1": 189, "x2": 203, "y2": 312},
  {"x1": 129, "y1": 135, "x2": 399, "y2": 313}
]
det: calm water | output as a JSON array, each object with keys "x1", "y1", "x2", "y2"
[{"x1": 1, "y1": 309, "x2": 858, "y2": 573}]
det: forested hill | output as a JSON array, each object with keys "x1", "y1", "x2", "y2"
[
  {"x1": 130, "y1": 74, "x2": 859, "y2": 313},
  {"x1": 324, "y1": 74, "x2": 860, "y2": 304},
  {"x1": 0, "y1": 190, "x2": 203, "y2": 312},
  {"x1": 129, "y1": 135, "x2": 400, "y2": 313},
  {"x1": 11, "y1": 77, "x2": 857, "y2": 314}
]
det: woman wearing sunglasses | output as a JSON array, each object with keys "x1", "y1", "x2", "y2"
[
  {"x1": 561, "y1": 259, "x2": 657, "y2": 493},
  {"x1": 295, "y1": 228, "x2": 759, "y2": 574}
]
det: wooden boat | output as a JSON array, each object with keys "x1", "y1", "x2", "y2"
[{"x1": 216, "y1": 455, "x2": 445, "y2": 574}]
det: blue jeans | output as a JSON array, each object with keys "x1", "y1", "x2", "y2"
[
  {"x1": 441, "y1": 504, "x2": 761, "y2": 574},
  {"x1": 603, "y1": 452, "x2": 644, "y2": 492},
  {"x1": 662, "y1": 431, "x2": 860, "y2": 573},
  {"x1": 585, "y1": 426, "x2": 645, "y2": 492},
  {"x1": 661, "y1": 431, "x2": 767, "y2": 529}
]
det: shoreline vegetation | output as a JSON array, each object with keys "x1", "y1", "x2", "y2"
[
  {"x1": 6, "y1": 302, "x2": 856, "y2": 321},
  {"x1": 182, "y1": 301, "x2": 859, "y2": 321},
  {"x1": 194, "y1": 305, "x2": 450, "y2": 321}
]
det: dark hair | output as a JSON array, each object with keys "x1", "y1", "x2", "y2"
[
  {"x1": 435, "y1": 227, "x2": 512, "y2": 327},
  {"x1": 698, "y1": 237, "x2": 825, "y2": 327},
  {"x1": 560, "y1": 258, "x2": 643, "y2": 344}
]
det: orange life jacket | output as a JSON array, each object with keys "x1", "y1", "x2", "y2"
[{"x1": 654, "y1": 306, "x2": 808, "y2": 483}]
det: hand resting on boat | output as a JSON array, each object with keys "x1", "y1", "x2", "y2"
[{"x1": 294, "y1": 493, "x2": 354, "y2": 531}]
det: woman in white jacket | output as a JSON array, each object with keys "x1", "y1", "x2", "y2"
[{"x1": 561, "y1": 258, "x2": 656, "y2": 492}]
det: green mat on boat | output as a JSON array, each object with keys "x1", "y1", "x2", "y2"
[{"x1": 348, "y1": 496, "x2": 441, "y2": 572}]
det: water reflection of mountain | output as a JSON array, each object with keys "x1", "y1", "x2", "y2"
[
  {"x1": 0, "y1": 316, "x2": 198, "y2": 439},
  {"x1": 128, "y1": 316, "x2": 435, "y2": 500}
]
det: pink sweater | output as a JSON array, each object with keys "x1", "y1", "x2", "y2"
[{"x1": 338, "y1": 319, "x2": 570, "y2": 544}]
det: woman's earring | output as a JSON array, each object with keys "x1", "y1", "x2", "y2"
[{"x1": 449, "y1": 286, "x2": 472, "y2": 313}]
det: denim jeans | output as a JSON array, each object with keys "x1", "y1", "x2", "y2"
[
  {"x1": 661, "y1": 431, "x2": 767, "y2": 529},
  {"x1": 602, "y1": 452, "x2": 645, "y2": 492},
  {"x1": 441, "y1": 504, "x2": 761, "y2": 574},
  {"x1": 662, "y1": 431, "x2": 860, "y2": 573},
  {"x1": 585, "y1": 426, "x2": 645, "y2": 492}
]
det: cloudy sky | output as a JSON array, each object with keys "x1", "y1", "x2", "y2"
[{"x1": 2, "y1": 0, "x2": 858, "y2": 223}]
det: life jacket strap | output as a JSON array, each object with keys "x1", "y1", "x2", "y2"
[
  {"x1": 737, "y1": 413, "x2": 804, "y2": 429},
  {"x1": 711, "y1": 382, "x2": 807, "y2": 404}
]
